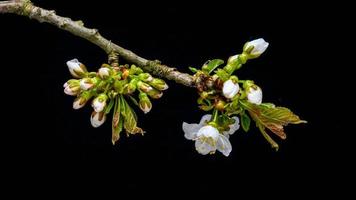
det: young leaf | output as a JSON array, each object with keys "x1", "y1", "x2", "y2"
[
  {"x1": 257, "y1": 123, "x2": 279, "y2": 151},
  {"x1": 112, "y1": 96, "x2": 123, "y2": 144},
  {"x1": 120, "y1": 95, "x2": 144, "y2": 135},
  {"x1": 188, "y1": 67, "x2": 199, "y2": 73},
  {"x1": 240, "y1": 100, "x2": 306, "y2": 139},
  {"x1": 127, "y1": 95, "x2": 139, "y2": 106},
  {"x1": 240, "y1": 112, "x2": 251, "y2": 132},
  {"x1": 202, "y1": 59, "x2": 224, "y2": 74},
  {"x1": 105, "y1": 98, "x2": 115, "y2": 114}
]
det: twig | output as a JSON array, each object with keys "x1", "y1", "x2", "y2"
[{"x1": 0, "y1": 0, "x2": 195, "y2": 86}]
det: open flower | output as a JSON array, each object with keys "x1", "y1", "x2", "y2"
[
  {"x1": 222, "y1": 79, "x2": 239, "y2": 99},
  {"x1": 244, "y1": 38, "x2": 269, "y2": 58},
  {"x1": 90, "y1": 111, "x2": 106, "y2": 128},
  {"x1": 247, "y1": 85, "x2": 263, "y2": 105},
  {"x1": 66, "y1": 59, "x2": 87, "y2": 78},
  {"x1": 182, "y1": 114, "x2": 240, "y2": 156}
]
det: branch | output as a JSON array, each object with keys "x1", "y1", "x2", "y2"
[{"x1": 0, "y1": 0, "x2": 195, "y2": 87}]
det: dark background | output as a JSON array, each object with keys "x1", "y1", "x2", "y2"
[{"x1": 0, "y1": 0, "x2": 346, "y2": 193}]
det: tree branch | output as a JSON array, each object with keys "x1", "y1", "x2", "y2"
[{"x1": 0, "y1": 0, "x2": 195, "y2": 87}]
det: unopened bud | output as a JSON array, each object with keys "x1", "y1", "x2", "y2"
[
  {"x1": 137, "y1": 81, "x2": 153, "y2": 93},
  {"x1": 98, "y1": 67, "x2": 111, "y2": 79},
  {"x1": 139, "y1": 92, "x2": 152, "y2": 114},
  {"x1": 90, "y1": 111, "x2": 106, "y2": 128},
  {"x1": 138, "y1": 73, "x2": 153, "y2": 82},
  {"x1": 92, "y1": 93, "x2": 108, "y2": 113},
  {"x1": 66, "y1": 59, "x2": 87, "y2": 78},
  {"x1": 147, "y1": 88, "x2": 163, "y2": 99},
  {"x1": 149, "y1": 78, "x2": 168, "y2": 91}
]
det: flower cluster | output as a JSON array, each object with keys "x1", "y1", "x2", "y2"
[
  {"x1": 63, "y1": 58, "x2": 168, "y2": 144},
  {"x1": 184, "y1": 38, "x2": 269, "y2": 156}
]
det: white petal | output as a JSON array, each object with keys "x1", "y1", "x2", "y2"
[
  {"x1": 224, "y1": 116, "x2": 240, "y2": 136},
  {"x1": 217, "y1": 135, "x2": 232, "y2": 157},
  {"x1": 199, "y1": 114, "x2": 212, "y2": 125},
  {"x1": 182, "y1": 122, "x2": 201, "y2": 140},
  {"x1": 195, "y1": 140, "x2": 216, "y2": 155},
  {"x1": 73, "y1": 98, "x2": 85, "y2": 109},
  {"x1": 223, "y1": 80, "x2": 239, "y2": 99},
  {"x1": 196, "y1": 125, "x2": 219, "y2": 140},
  {"x1": 90, "y1": 112, "x2": 106, "y2": 128},
  {"x1": 247, "y1": 87, "x2": 263, "y2": 105},
  {"x1": 247, "y1": 38, "x2": 269, "y2": 55},
  {"x1": 92, "y1": 100, "x2": 106, "y2": 113}
]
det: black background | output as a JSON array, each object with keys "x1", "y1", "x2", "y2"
[{"x1": 0, "y1": 0, "x2": 346, "y2": 193}]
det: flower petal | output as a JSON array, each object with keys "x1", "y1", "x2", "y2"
[
  {"x1": 195, "y1": 140, "x2": 216, "y2": 155},
  {"x1": 217, "y1": 135, "x2": 232, "y2": 157},
  {"x1": 199, "y1": 114, "x2": 212, "y2": 125},
  {"x1": 224, "y1": 116, "x2": 240, "y2": 136},
  {"x1": 182, "y1": 122, "x2": 201, "y2": 140}
]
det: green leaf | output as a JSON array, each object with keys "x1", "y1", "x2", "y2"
[
  {"x1": 240, "y1": 112, "x2": 251, "y2": 132},
  {"x1": 257, "y1": 122, "x2": 279, "y2": 151},
  {"x1": 120, "y1": 95, "x2": 144, "y2": 135},
  {"x1": 188, "y1": 67, "x2": 199, "y2": 73},
  {"x1": 240, "y1": 100, "x2": 306, "y2": 149},
  {"x1": 127, "y1": 95, "x2": 139, "y2": 106},
  {"x1": 112, "y1": 96, "x2": 123, "y2": 144},
  {"x1": 202, "y1": 59, "x2": 224, "y2": 74},
  {"x1": 215, "y1": 69, "x2": 230, "y2": 81},
  {"x1": 105, "y1": 98, "x2": 115, "y2": 114}
]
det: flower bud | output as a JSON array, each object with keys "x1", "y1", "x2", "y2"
[
  {"x1": 246, "y1": 85, "x2": 263, "y2": 105},
  {"x1": 66, "y1": 59, "x2": 87, "y2": 78},
  {"x1": 222, "y1": 79, "x2": 240, "y2": 99},
  {"x1": 80, "y1": 78, "x2": 96, "y2": 90},
  {"x1": 98, "y1": 67, "x2": 111, "y2": 79},
  {"x1": 73, "y1": 91, "x2": 92, "y2": 109},
  {"x1": 123, "y1": 79, "x2": 138, "y2": 94},
  {"x1": 137, "y1": 81, "x2": 154, "y2": 93},
  {"x1": 139, "y1": 93, "x2": 152, "y2": 114},
  {"x1": 63, "y1": 80, "x2": 80, "y2": 96},
  {"x1": 129, "y1": 64, "x2": 143, "y2": 75},
  {"x1": 122, "y1": 68, "x2": 130, "y2": 80},
  {"x1": 90, "y1": 111, "x2": 106, "y2": 128},
  {"x1": 243, "y1": 38, "x2": 269, "y2": 58},
  {"x1": 215, "y1": 99, "x2": 226, "y2": 111},
  {"x1": 149, "y1": 78, "x2": 168, "y2": 91},
  {"x1": 147, "y1": 88, "x2": 163, "y2": 99},
  {"x1": 138, "y1": 73, "x2": 153, "y2": 82},
  {"x1": 92, "y1": 93, "x2": 108, "y2": 113}
]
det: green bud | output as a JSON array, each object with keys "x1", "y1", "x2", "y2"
[
  {"x1": 129, "y1": 64, "x2": 143, "y2": 75},
  {"x1": 147, "y1": 88, "x2": 163, "y2": 99},
  {"x1": 73, "y1": 91, "x2": 93, "y2": 109},
  {"x1": 149, "y1": 78, "x2": 168, "y2": 91},
  {"x1": 123, "y1": 78, "x2": 138, "y2": 94},
  {"x1": 138, "y1": 73, "x2": 153, "y2": 82},
  {"x1": 137, "y1": 81, "x2": 154, "y2": 93},
  {"x1": 139, "y1": 92, "x2": 152, "y2": 114}
]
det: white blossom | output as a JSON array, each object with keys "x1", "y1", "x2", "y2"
[
  {"x1": 247, "y1": 86, "x2": 263, "y2": 105},
  {"x1": 222, "y1": 80, "x2": 240, "y2": 99},
  {"x1": 244, "y1": 38, "x2": 269, "y2": 57},
  {"x1": 182, "y1": 114, "x2": 240, "y2": 156}
]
